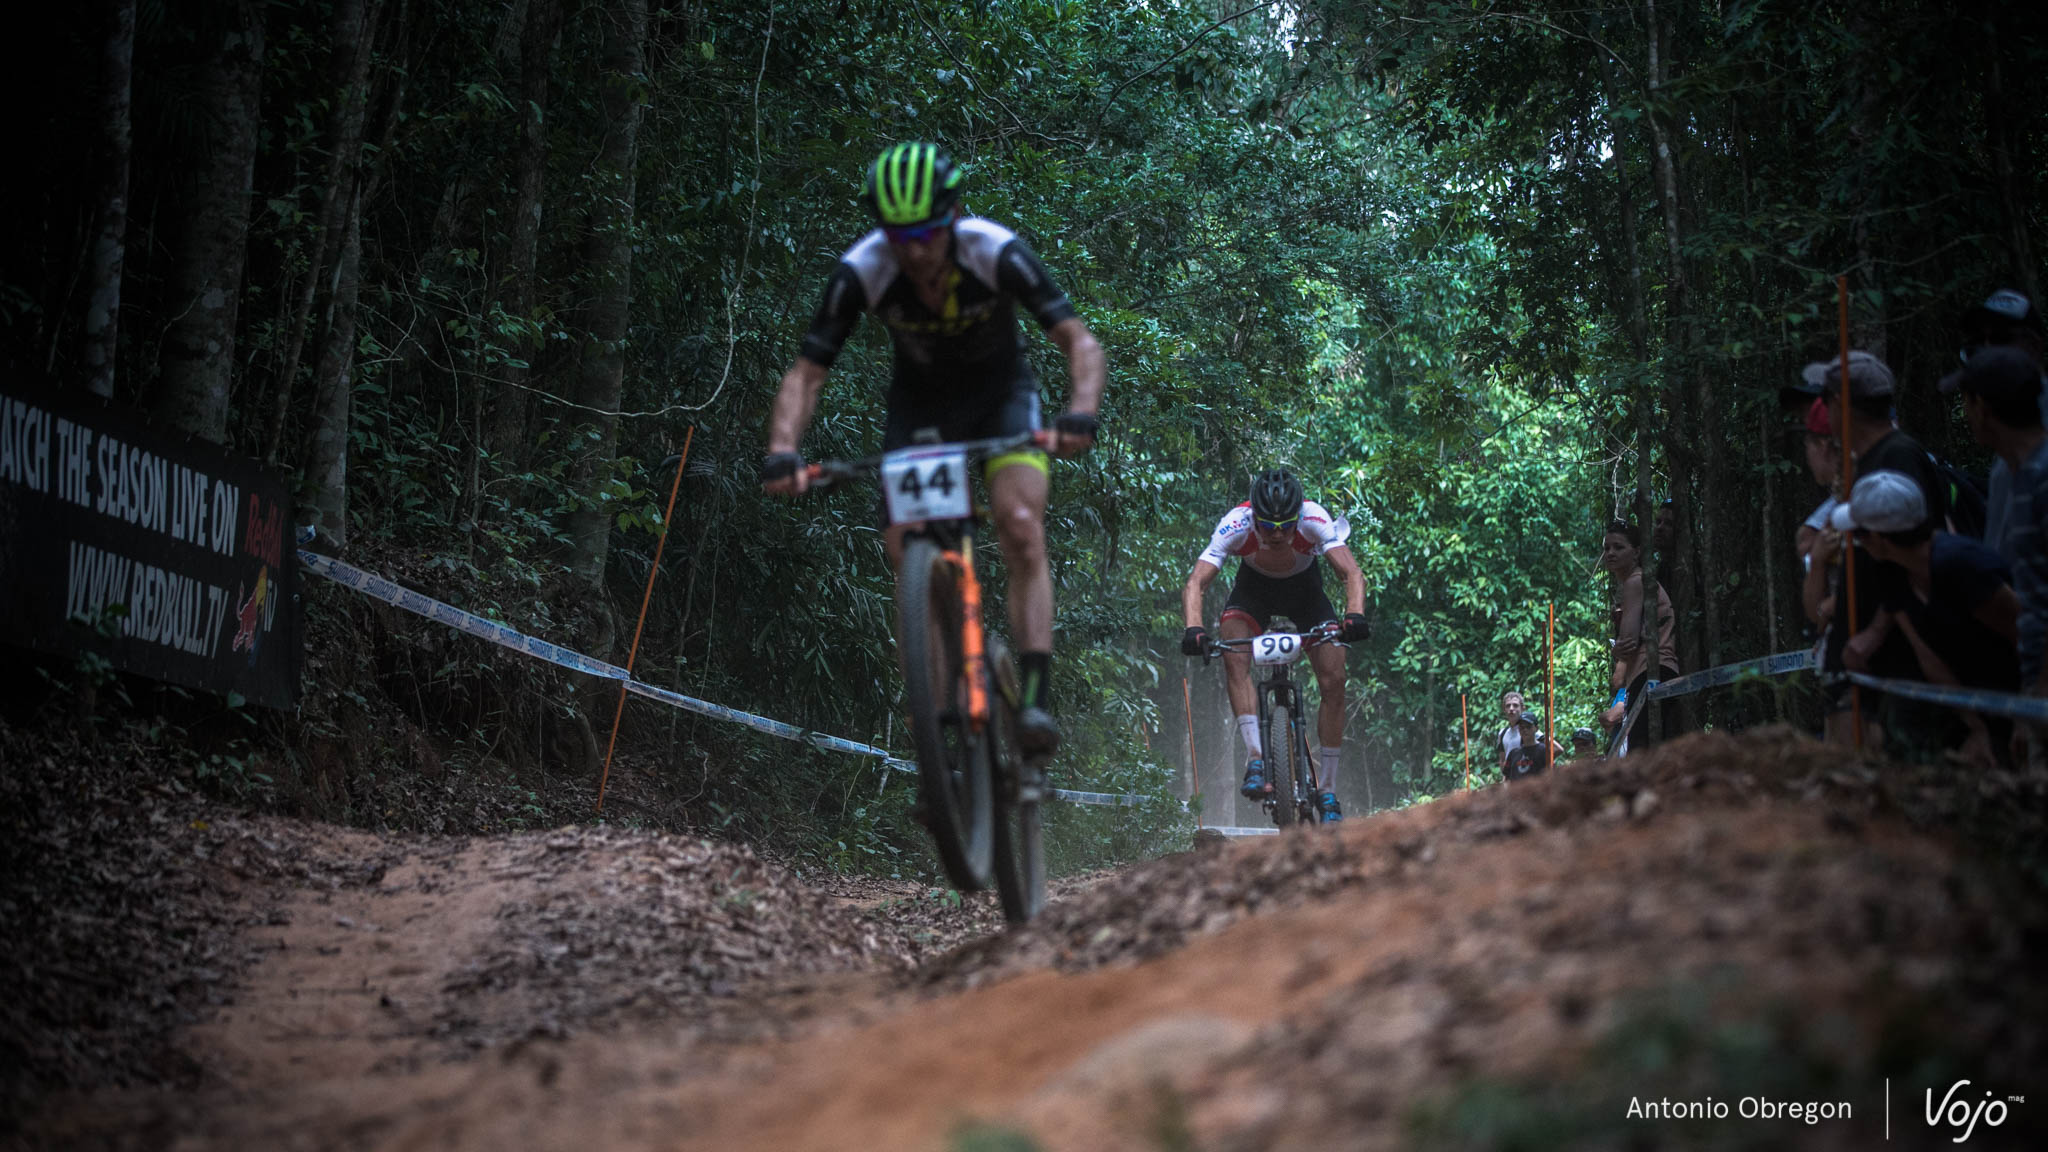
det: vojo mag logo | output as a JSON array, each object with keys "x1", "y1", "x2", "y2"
[{"x1": 1925, "y1": 1080, "x2": 2023, "y2": 1143}]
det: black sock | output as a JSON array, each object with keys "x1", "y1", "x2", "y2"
[{"x1": 1020, "y1": 651, "x2": 1052, "y2": 712}]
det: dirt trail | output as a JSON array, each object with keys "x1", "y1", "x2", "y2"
[{"x1": 18, "y1": 728, "x2": 2048, "y2": 1151}]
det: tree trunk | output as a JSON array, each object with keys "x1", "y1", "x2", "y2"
[
  {"x1": 486, "y1": 0, "x2": 566, "y2": 469},
  {"x1": 152, "y1": 0, "x2": 263, "y2": 443},
  {"x1": 1984, "y1": 27, "x2": 2043, "y2": 307},
  {"x1": 263, "y1": 0, "x2": 380, "y2": 462},
  {"x1": 1644, "y1": 0, "x2": 1692, "y2": 734},
  {"x1": 301, "y1": 190, "x2": 365, "y2": 550},
  {"x1": 81, "y1": 0, "x2": 135, "y2": 400},
  {"x1": 564, "y1": 0, "x2": 649, "y2": 594}
]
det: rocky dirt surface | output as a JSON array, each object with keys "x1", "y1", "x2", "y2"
[{"x1": 7, "y1": 723, "x2": 2048, "y2": 1151}]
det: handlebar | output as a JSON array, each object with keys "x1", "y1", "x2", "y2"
[
  {"x1": 802, "y1": 430, "x2": 1054, "y2": 493},
  {"x1": 1200, "y1": 620, "x2": 1344, "y2": 665}
]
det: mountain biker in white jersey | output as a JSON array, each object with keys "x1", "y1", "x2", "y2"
[
  {"x1": 760, "y1": 142, "x2": 1106, "y2": 754},
  {"x1": 1180, "y1": 470, "x2": 1369, "y2": 820}
]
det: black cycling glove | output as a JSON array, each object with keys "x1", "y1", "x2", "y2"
[
  {"x1": 1054, "y1": 410, "x2": 1101, "y2": 441},
  {"x1": 1339, "y1": 613, "x2": 1371, "y2": 643},
  {"x1": 1181, "y1": 626, "x2": 1209, "y2": 657},
  {"x1": 760, "y1": 451, "x2": 804, "y2": 483}
]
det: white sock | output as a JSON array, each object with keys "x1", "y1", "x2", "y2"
[
  {"x1": 1319, "y1": 746, "x2": 1342, "y2": 794},
  {"x1": 1236, "y1": 714, "x2": 1262, "y2": 758}
]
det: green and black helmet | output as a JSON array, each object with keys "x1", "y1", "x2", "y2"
[{"x1": 863, "y1": 142, "x2": 965, "y2": 228}]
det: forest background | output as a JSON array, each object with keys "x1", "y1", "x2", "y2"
[{"x1": 4, "y1": 0, "x2": 2042, "y2": 878}]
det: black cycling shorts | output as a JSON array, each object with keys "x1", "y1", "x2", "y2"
[
  {"x1": 1221, "y1": 565, "x2": 1336, "y2": 632},
  {"x1": 882, "y1": 382, "x2": 1041, "y2": 453},
  {"x1": 875, "y1": 384, "x2": 1042, "y2": 526}
]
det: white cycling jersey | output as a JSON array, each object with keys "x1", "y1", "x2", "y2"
[{"x1": 1197, "y1": 500, "x2": 1351, "y2": 578}]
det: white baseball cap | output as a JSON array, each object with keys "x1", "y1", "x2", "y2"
[{"x1": 1828, "y1": 470, "x2": 1928, "y2": 534}]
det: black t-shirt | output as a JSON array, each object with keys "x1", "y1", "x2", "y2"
[
  {"x1": 1503, "y1": 742, "x2": 1549, "y2": 782},
  {"x1": 798, "y1": 217, "x2": 1076, "y2": 404},
  {"x1": 1857, "y1": 429, "x2": 1948, "y2": 534},
  {"x1": 1881, "y1": 533, "x2": 2019, "y2": 692}
]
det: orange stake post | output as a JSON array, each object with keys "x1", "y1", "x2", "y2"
[
  {"x1": 1184, "y1": 676, "x2": 1200, "y2": 828},
  {"x1": 1461, "y1": 693, "x2": 1471, "y2": 790},
  {"x1": 1837, "y1": 276, "x2": 1864, "y2": 752},
  {"x1": 596, "y1": 425, "x2": 694, "y2": 812}
]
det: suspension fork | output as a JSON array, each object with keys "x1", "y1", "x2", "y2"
[{"x1": 947, "y1": 530, "x2": 989, "y2": 732}]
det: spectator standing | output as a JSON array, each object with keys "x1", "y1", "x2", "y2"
[
  {"x1": 1940, "y1": 291, "x2": 2047, "y2": 562},
  {"x1": 1833, "y1": 470, "x2": 2020, "y2": 768},
  {"x1": 1503, "y1": 712, "x2": 1550, "y2": 781},
  {"x1": 1957, "y1": 346, "x2": 2048, "y2": 765},
  {"x1": 1600, "y1": 519, "x2": 1680, "y2": 752},
  {"x1": 1797, "y1": 351, "x2": 1944, "y2": 745},
  {"x1": 1493, "y1": 690, "x2": 1526, "y2": 767},
  {"x1": 1568, "y1": 727, "x2": 1598, "y2": 761}
]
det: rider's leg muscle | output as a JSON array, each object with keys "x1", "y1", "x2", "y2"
[
  {"x1": 989, "y1": 462, "x2": 1052, "y2": 651},
  {"x1": 1310, "y1": 642, "x2": 1347, "y2": 749}
]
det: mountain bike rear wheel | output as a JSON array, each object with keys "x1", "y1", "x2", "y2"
[
  {"x1": 986, "y1": 642, "x2": 1045, "y2": 923},
  {"x1": 897, "y1": 535, "x2": 994, "y2": 891}
]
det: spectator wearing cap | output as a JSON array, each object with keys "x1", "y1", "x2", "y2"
[
  {"x1": 1494, "y1": 689, "x2": 1563, "y2": 768},
  {"x1": 1503, "y1": 712, "x2": 1550, "y2": 781},
  {"x1": 1794, "y1": 351, "x2": 1947, "y2": 745},
  {"x1": 1958, "y1": 346, "x2": 2048, "y2": 699},
  {"x1": 1833, "y1": 468, "x2": 2019, "y2": 769},
  {"x1": 1599, "y1": 519, "x2": 1680, "y2": 752},
  {"x1": 1941, "y1": 291, "x2": 2047, "y2": 562},
  {"x1": 1568, "y1": 727, "x2": 1599, "y2": 761}
]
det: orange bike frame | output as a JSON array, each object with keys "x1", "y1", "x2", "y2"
[{"x1": 949, "y1": 538, "x2": 990, "y2": 731}]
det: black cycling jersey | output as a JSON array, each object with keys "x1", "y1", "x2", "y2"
[{"x1": 798, "y1": 218, "x2": 1077, "y2": 403}]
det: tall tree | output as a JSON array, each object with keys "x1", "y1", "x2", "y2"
[
  {"x1": 563, "y1": 0, "x2": 650, "y2": 597},
  {"x1": 485, "y1": 0, "x2": 566, "y2": 469},
  {"x1": 151, "y1": 0, "x2": 263, "y2": 442},
  {"x1": 80, "y1": 0, "x2": 135, "y2": 401}
]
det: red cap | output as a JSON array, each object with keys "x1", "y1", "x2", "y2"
[{"x1": 1804, "y1": 397, "x2": 1831, "y2": 436}]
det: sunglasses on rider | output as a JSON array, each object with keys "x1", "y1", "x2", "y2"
[
  {"x1": 883, "y1": 211, "x2": 956, "y2": 245},
  {"x1": 1254, "y1": 516, "x2": 1298, "y2": 534}
]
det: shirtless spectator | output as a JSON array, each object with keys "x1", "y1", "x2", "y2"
[
  {"x1": 1833, "y1": 469, "x2": 2019, "y2": 768},
  {"x1": 1599, "y1": 519, "x2": 1680, "y2": 752}
]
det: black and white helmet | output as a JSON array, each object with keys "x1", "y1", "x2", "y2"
[{"x1": 1249, "y1": 469, "x2": 1304, "y2": 524}]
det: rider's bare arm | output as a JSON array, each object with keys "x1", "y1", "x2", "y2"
[
  {"x1": 1046, "y1": 317, "x2": 1105, "y2": 457},
  {"x1": 1183, "y1": 559, "x2": 1220, "y2": 628},
  {"x1": 763, "y1": 356, "x2": 829, "y2": 493},
  {"x1": 1323, "y1": 544, "x2": 1366, "y2": 615}
]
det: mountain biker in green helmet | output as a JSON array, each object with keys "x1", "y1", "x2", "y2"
[{"x1": 761, "y1": 142, "x2": 1106, "y2": 754}]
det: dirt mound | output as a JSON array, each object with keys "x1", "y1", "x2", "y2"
[{"x1": 14, "y1": 725, "x2": 2048, "y2": 1152}]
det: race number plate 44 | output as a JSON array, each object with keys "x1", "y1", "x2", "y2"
[
  {"x1": 1252, "y1": 633, "x2": 1308, "y2": 665},
  {"x1": 881, "y1": 446, "x2": 971, "y2": 524}
]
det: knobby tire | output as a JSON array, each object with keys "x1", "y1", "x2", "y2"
[
  {"x1": 1267, "y1": 692, "x2": 1298, "y2": 829},
  {"x1": 987, "y1": 641, "x2": 1046, "y2": 923},
  {"x1": 897, "y1": 535, "x2": 993, "y2": 891}
]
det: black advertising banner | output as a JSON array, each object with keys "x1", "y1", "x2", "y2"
[{"x1": 0, "y1": 381, "x2": 297, "y2": 708}]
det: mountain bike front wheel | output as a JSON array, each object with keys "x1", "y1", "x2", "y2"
[
  {"x1": 1265, "y1": 692, "x2": 1300, "y2": 829},
  {"x1": 897, "y1": 535, "x2": 994, "y2": 891}
]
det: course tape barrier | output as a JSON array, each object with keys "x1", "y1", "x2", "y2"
[
  {"x1": 1845, "y1": 671, "x2": 2048, "y2": 723},
  {"x1": 1645, "y1": 649, "x2": 1815, "y2": 701},
  {"x1": 299, "y1": 550, "x2": 1193, "y2": 807},
  {"x1": 299, "y1": 550, "x2": 918, "y2": 771}
]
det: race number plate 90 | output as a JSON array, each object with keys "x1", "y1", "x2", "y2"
[
  {"x1": 881, "y1": 447, "x2": 971, "y2": 525},
  {"x1": 1252, "y1": 633, "x2": 1306, "y2": 665}
]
